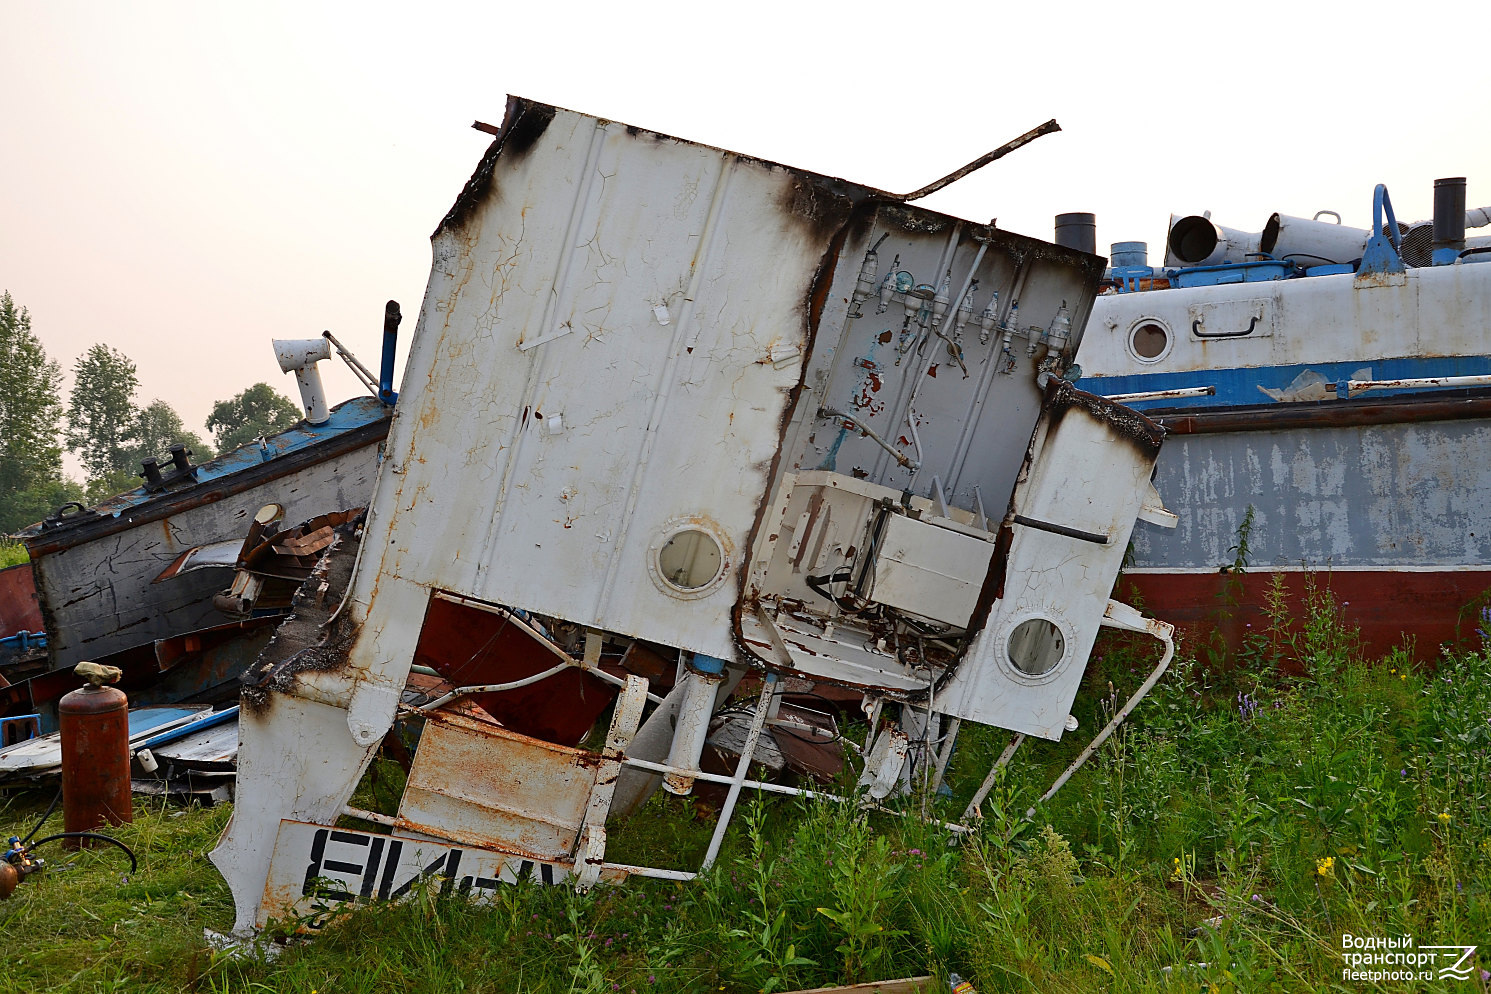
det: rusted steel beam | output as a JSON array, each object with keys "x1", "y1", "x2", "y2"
[
  {"x1": 896, "y1": 120, "x2": 1060, "y2": 202},
  {"x1": 1153, "y1": 390, "x2": 1491, "y2": 435}
]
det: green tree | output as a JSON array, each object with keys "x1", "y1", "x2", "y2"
[
  {"x1": 0, "y1": 291, "x2": 84, "y2": 533},
  {"x1": 130, "y1": 399, "x2": 213, "y2": 466},
  {"x1": 206, "y1": 383, "x2": 303, "y2": 452},
  {"x1": 66, "y1": 344, "x2": 142, "y2": 485}
]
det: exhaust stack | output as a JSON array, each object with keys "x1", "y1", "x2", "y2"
[{"x1": 1433, "y1": 177, "x2": 1467, "y2": 266}]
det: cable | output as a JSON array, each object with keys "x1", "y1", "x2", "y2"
[
  {"x1": 27, "y1": 832, "x2": 138, "y2": 876},
  {"x1": 20, "y1": 788, "x2": 61, "y2": 845}
]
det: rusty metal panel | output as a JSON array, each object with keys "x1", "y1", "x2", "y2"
[{"x1": 396, "y1": 710, "x2": 596, "y2": 860}]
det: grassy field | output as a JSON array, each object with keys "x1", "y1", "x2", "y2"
[{"x1": 1, "y1": 584, "x2": 1487, "y2": 993}]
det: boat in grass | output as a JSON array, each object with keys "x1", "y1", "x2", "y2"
[
  {"x1": 0, "y1": 320, "x2": 402, "y2": 727},
  {"x1": 1072, "y1": 178, "x2": 1491, "y2": 658}
]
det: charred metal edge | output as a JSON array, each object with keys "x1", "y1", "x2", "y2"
[
  {"x1": 1047, "y1": 378, "x2": 1166, "y2": 455},
  {"x1": 436, "y1": 96, "x2": 556, "y2": 239},
  {"x1": 240, "y1": 524, "x2": 362, "y2": 710},
  {"x1": 24, "y1": 418, "x2": 389, "y2": 557},
  {"x1": 1150, "y1": 388, "x2": 1491, "y2": 436}
]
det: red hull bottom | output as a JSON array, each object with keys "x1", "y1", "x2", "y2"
[{"x1": 1117, "y1": 569, "x2": 1491, "y2": 663}]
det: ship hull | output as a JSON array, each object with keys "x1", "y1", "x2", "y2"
[{"x1": 1110, "y1": 399, "x2": 1491, "y2": 659}]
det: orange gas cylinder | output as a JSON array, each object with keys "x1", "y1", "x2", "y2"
[{"x1": 58, "y1": 662, "x2": 132, "y2": 847}]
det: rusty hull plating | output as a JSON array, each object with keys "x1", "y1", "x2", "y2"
[{"x1": 213, "y1": 97, "x2": 1176, "y2": 933}]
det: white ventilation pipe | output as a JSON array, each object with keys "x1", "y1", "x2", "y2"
[{"x1": 273, "y1": 338, "x2": 333, "y2": 424}]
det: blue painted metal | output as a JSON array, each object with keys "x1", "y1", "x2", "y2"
[
  {"x1": 0, "y1": 631, "x2": 46, "y2": 653},
  {"x1": 690, "y1": 653, "x2": 727, "y2": 674},
  {"x1": 0, "y1": 714, "x2": 39, "y2": 746},
  {"x1": 1357, "y1": 184, "x2": 1405, "y2": 276},
  {"x1": 379, "y1": 321, "x2": 399, "y2": 406},
  {"x1": 1172, "y1": 259, "x2": 1296, "y2": 288},
  {"x1": 42, "y1": 396, "x2": 388, "y2": 523},
  {"x1": 1110, "y1": 266, "x2": 1154, "y2": 293},
  {"x1": 1086, "y1": 354, "x2": 1491, "y2": 410},
  {"x1": 135, "y1": 705, "x2": 239, "y2": 752}
]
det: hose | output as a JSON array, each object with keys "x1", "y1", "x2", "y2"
[
  {"x1": 20, "y1": 788, "x2": 61, "y2": 845},
  {"x1": 28, "y1": 832, "x2": 138, "y2": 876}
]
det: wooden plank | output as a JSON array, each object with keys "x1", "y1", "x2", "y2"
[{"x1": 779, "y1": 977, "x2": 934, "y2": 994}]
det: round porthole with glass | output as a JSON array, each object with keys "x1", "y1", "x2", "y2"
[
  {"x1": 1127, "y1": 318, "x2": 1172, "y2": 363},
  {"x1": 649, "y1": 518, "x2": 731, "y2": 599},
  {"x1": 1006, "y1": 616, "x2": 1067, "y2": 679}
]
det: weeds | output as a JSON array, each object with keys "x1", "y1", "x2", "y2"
[{"x1": 2, "y1": 575, "x2": 1489, "y2": 991}]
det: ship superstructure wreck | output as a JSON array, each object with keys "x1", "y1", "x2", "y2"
[{"x1": 212, "y1": 97, "x2": 1178, "y2": 933}]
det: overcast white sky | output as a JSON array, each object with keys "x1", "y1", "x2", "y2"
[{"x1": 3, "y1": 1, "x2": 1488, "y2": 474}]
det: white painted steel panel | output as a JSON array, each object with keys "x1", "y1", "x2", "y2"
[
  {"x1": 936, "y1": 386, "x2": 1160, "y2": 739},
  {"x1": 869, "y1": 513, "x2": 994, "y2": 626}
]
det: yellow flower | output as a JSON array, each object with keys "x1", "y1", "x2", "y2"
[
  {"x1": 1438, "y1": 811, "x2": 1451, "y2": 824},
  {"x1": 1316, "y1": 856, "x2": 1335, "y2": 877},
  {"x1": 1400, "y1": 674, "x2": 1407, "y2": 681},
  {"x1": 1390, "y1": 668, "x2": 1397, "y2": 674}
]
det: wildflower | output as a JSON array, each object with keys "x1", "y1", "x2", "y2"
[
  {"x1": 1316, "y1": 856, "x2": 1334, "y2": 877},
  {"x1": 1400, "y1": 674, "x2": 1406, "y2": 681},
  {"x1": 1400, "y1": 768, "x2": 1407, "y2": 777},
  {"x1": 1438, "y1": 811, "x2": 1452, "y2": 824}
]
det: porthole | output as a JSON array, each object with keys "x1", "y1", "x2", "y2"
[
  {"x1": 649, "y1": 517, "x2": 732, "y2": 600},
  {"x1": 1127, "y1": 319, "x2": 1172, "y2": 363},
  {"x1": 1007, "y1": 617, "x2": 1066, "y2": 677},
  {"x1": 658, "y1": 529, "x2": 722, "y2": 589}
]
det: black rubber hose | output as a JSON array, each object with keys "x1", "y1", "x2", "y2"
[
  {"x1": 28, "y1": 832, "x2": 138, "y2": 875},
  {"x1": 20, "y1": 788, "x2": 62, "y2": 845}
]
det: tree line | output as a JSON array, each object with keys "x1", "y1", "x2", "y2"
[{"x1": 1, "y1": 290, "x2": 306, "y2": 534}]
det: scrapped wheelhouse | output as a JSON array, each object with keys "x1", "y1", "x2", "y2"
[{"x1": 214, "y1": 97, "x2": 1175, "y2": 932}]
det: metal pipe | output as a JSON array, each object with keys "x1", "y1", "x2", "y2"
[
  {"x1": 599, "y1": 862, "x2": 697, "y2": 882},
  {"x1": 1011, "y1": 513, "x2": 1109, "y2": 545},
  {"x1": 1102, "y1": 385, "x2": 1216, "y2": 404},
  {"x1": 700, "y1": 675, "x2": 777, "y2": 870},
  {"x1": 1168, "y1": 215, "x2": 1262, "y2": 267},
  {"x1": 1027, "y1": 623, "x2": 1174, "y2": 818},
  {"x1": 960, "y1": 733, "x2": 1024, "y2": 823},
  {"x1": 1259, "y1": 213, "x2": 1369, "y2": 266},
  {"x1": 1433, "y1": 177, "x2": 1467, "y2": 266},
  {"x1": 585, "y1": 665, "x2": 666, "y2": 704},
  {"x1": 321, "y1": 329, "x2": 380, "y2": 394},
  {"x1": 818, "y1": 406, "x2": 919, "y2": 470},
  {"x1": 662, "y1": 667, "x2": 726, "y2": 795},
  {"x1": 1337, "y1": 373, "x2": 1491, "y2": 397},
  {"x1": 379, "y1": 300, "x2": 402, "y2": 404},
  {"x1": 342, "y1": 804, "x2": 397, "y2": 827},
  {"x1": 413, "y1": 661, "x2": 572, "y2": 712},
  {"x1": 896, "y1": 120, "x2": 1061, "y2": 202},
  {"x1": 1054, "y1": 213, "x2": 1096, "y2": 255}
]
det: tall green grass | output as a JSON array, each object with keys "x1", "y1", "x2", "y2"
[{"x1": 2, "y1": 583, "x2": 1487, "y2": 992}]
